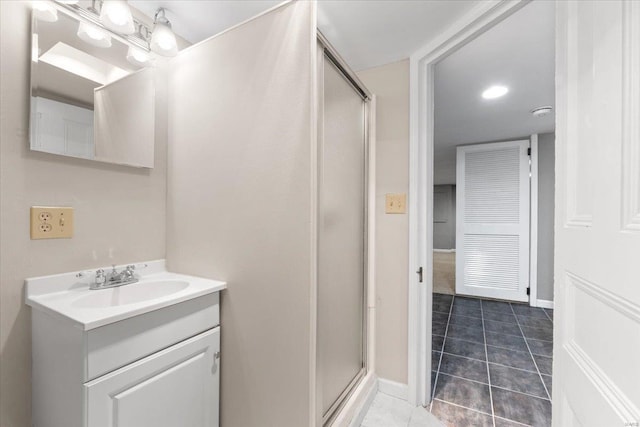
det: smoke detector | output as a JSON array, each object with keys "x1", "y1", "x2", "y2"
[{"x1": 531, "y1": 106, "x2": 553, "y2": 117}]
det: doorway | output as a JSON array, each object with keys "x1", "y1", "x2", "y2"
[
  {"x1": 407, "y1": 0, "x2": 558, "y2": 421},
  {"x1": 411, "y1": 2, "x2": 640, "y2": 427}
]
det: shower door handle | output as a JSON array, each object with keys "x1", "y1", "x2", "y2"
[{"x1": 417, "y1": 266, "x2": 423, "y2": 283}]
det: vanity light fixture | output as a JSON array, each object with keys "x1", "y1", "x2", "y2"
[
  {"x1": 482, "y1": 85, "x2": 509, "y2": 100},
  {"x1": 77, "y1": 21, "x2": 112, "y2": 48},
  {"x1": 126, "y1": 45, "x2": 151, "y2": 66},
  {"x1": 150, "y1": 8, "x2": 178, "y2": 57},
  {"x1": 32, "y1": 1, "x2": 58, "y2": 22},
  {"x1": 99, "y1": 0, "x2": 135, "y2": 35}
]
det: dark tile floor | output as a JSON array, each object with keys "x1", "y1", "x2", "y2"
[{"x1": 429, "y1": 293, "x2": 553, "y2": 427}]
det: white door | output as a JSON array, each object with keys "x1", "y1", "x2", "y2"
[
  {"x1": 554, "y1": 1, "x2": 640, "y2": 426},
  {"x1": 86, "y1": 328, "x2": 220, "y2": 427},
  {"x1": 456, "y1": 140, "x2": 530, "y2": 301}
]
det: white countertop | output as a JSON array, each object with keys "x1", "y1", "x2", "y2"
[{"x1": 25, "y1": 260, "x2": 226, "y2": 330}]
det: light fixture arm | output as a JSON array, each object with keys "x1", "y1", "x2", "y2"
[{"x1": 154, "y1": 8, "x2": 171, "y2": 27}]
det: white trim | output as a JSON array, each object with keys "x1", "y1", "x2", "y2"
[
  {"x1": 377, "y1": 378, "x2": 409, "y2": 401},
  {"x1": 407, "y1": 0, "x2": 530, "y2": 407},
  {"x1": 332, "y1": 372, "x2": 378, "y2": 427},
  {"x1": 565, "y1": 341, "x2": 640, "y2": 423},
  {"x1": 433, "y1": 249, "x2": 455, "y2": 253},
  {"x1": 529, "y1": 134, "x2": 539, "y2": 307},
  {"x1": 536, "y1": 299, "x2": 554, "y2": 309}
]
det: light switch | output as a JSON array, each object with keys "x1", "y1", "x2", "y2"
[
  {"x1": 385, "y1": 193, "x2": 406, "y2": 214},
  {"x1": 30, "y1": 206, "x2": 74, "y2": 239}
]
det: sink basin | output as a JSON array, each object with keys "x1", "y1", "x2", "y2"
[
  {"x1": 26, "y1": 261, "x2": 227, "y2": 330},
  {"x1": 72, "y1": 280, "x2": 190, "y2": 309}
]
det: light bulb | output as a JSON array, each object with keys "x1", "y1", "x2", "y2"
[
  {"x1": 77, "y1": 21, "x2": 112, "y2": 48},
  {"x1": 150, "y1": 21, "x2": 177, "y2": 57},
  {"x1": 32, "y1": 1, "x2": 58, "y2": 22},
  {"x1": 100, "y1": 0, "x2": 135, "y2": 34},
  {"x1": 126, "y1": 46, "x2": 151, "y2": 66}
]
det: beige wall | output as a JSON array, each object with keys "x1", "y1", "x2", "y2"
[
  {"x1": 358, "y1": 60, "x2": 410, "y2": 385},
  {"x1": 0, "y1": 2, "x2": 168, "y2": 426},
  {"x1": 166, "y1": 2, "x2": 316, "y2": 426}
]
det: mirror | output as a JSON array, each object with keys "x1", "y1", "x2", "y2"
[{"x1": 30, "y1": 8, "x2": 156, "y2": 168}]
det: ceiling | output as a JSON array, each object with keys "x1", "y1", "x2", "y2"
[
  {"x1": 434, "y1": 0, "x2": 555, "y2": 185},
  {"x1": 128, "y1": 0, "x2": 481, "y2": 71}
]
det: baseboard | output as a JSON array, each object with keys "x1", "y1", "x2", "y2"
[
  {"x1": 377, "y1": 378, "x2": 409, "y2": 401},
  {"x1": 331, "y1": 372, "x2": 377, "y2": 427},
  {"x1": 433, "y1": 248, "x2": 455, "y2": 253},
  {"x1": 535, "y1": 299, "x2": 554, "y2": 309}
]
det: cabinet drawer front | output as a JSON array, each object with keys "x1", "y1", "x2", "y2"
[
  {"x1": 86, "y1": 293, "x2": 219, "y2": 381},
  {"x1": 85, "y1": 327, "x2": 220, "y2": 427}
]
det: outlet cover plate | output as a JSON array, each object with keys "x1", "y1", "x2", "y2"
[
  {"x1": 385, "y1": 193, "x2": 406, "y2": 214},
  {"x1": 30, "y1": 206, "x2": 74, "y2": 239}
]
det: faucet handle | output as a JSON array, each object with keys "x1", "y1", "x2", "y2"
[{"x1": 95, "y1": 269, "x2": 106, "y2": 286}]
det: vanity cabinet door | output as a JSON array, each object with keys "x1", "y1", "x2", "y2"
[{"x1": 85, "y1": 327, "x2": 220, "y2": 427}]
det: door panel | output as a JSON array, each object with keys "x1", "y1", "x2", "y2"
[
  {"x1": 555, "y1": 1, "x2": 640, "y2": 426},
  {"x1": 456, "y1": 140, "x2": 530, "y2": 301},
  {"x1": 318, "y1": 55, "x2": 366, "y2": 418},
  {"x1": 86, "y1": 328, "x2": 220, "y2": 427}
]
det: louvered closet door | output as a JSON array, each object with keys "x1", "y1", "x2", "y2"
[{"x1": 456, "y1": 140, "x2": 530, "y2": 301}]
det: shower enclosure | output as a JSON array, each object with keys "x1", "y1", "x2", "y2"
[{"x1": 317, "y1": 36, "x2": 372, "y2": 425}]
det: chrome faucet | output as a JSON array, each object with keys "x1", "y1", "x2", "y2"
[{"x1": 90, "y1": 265, "x2": 139, "y2": 290}]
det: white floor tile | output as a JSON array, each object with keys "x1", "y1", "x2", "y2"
[
  {"x1": 360, "y1": 392, "x2": 413, "y2": 427},
  {"x1": 408, "y1": 406, "x2": 445, "y2": 427}
]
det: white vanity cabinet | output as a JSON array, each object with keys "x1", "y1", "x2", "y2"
[
  {"x1": 26, "y1": 263, "x2": 226, "y2": 427},
  {"x1": 86, "y1": 327, "x2": 219, "y2": 427}
]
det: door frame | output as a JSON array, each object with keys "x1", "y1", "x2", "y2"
[{"x1": 407, "y1": 0, "x2": 530, "y2": 407}]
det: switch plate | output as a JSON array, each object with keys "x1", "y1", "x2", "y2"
[
  {"x1": 30, "y1": 206, "x2": 74, "y2": 239},
  {"x1": 385, "y1": 193, "x2": 406, "y2": 214}
]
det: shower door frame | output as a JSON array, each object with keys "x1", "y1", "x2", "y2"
[{"x1": 316, "y1": 31, "x2": 375, "y2": 427}]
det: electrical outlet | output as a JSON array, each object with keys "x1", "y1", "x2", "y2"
[
  {"x1": 385, "y1": 193, "x2": 407, "y2": 214},
  {"x1": 30, "y1": 206, "x2": 74, "y2": 239}
]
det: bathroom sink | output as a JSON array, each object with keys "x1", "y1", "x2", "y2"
[
  {"x1": 72, "y1": 280, "x2": 190, "y2": 308},
  {"x1": 25, "y1": 261, "x2": 227, "y2": 330}
]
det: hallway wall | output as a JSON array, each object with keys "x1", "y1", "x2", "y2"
[
  {"x1": 537, "y1": 132, "x2": 555, "y2": 301},
  {"x1": 358, "y1": 59, "x2": 410, "y2": 385},
  {"x1": 433, "y1": 184, "x2": 456, "y2": 250}
]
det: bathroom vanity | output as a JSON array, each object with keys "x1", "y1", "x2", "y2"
[{"x1": 25, "y1": 260, "x2": 226, "y2": 427}]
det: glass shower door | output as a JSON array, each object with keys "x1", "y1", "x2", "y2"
[{"x1": 318, "y1": 53, "x2": 367, "y2": 423}]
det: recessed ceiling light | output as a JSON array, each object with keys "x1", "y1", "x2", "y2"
[
  {"x1": 482, "y1": 85, "x2": 509, "y2": 100},
  {"x1": 531, "y1": 106, "x2": 553, "y2": 117}
]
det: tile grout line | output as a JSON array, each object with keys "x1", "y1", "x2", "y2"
[
  {"x1": 480, "y1": 300, "x2": 496, "y2": 427},
  {"x1": 438, "y1": 349, "x2": 547, "y2": 375},
  {"x1": 431, "y1": 398, "x2": 493, "y2": 418},
  {"x1": 434, "y1": 372, "x2": 552, "y2": 401},
  {"x1": 543, "y1": 308, "x2": 554, "y2": 323},
  {"x1": 431, "y1": 398, "x2": 533, "y2": 427},
  {"x1": 510, "y1": 303, "x2": 553, "y2": 401},
  {"x1": 434, "y1": 332, "x2": 552, "y2": 356},
  {"x1": 430, "y1": 295, "x2": 455, "y2": 411}
]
